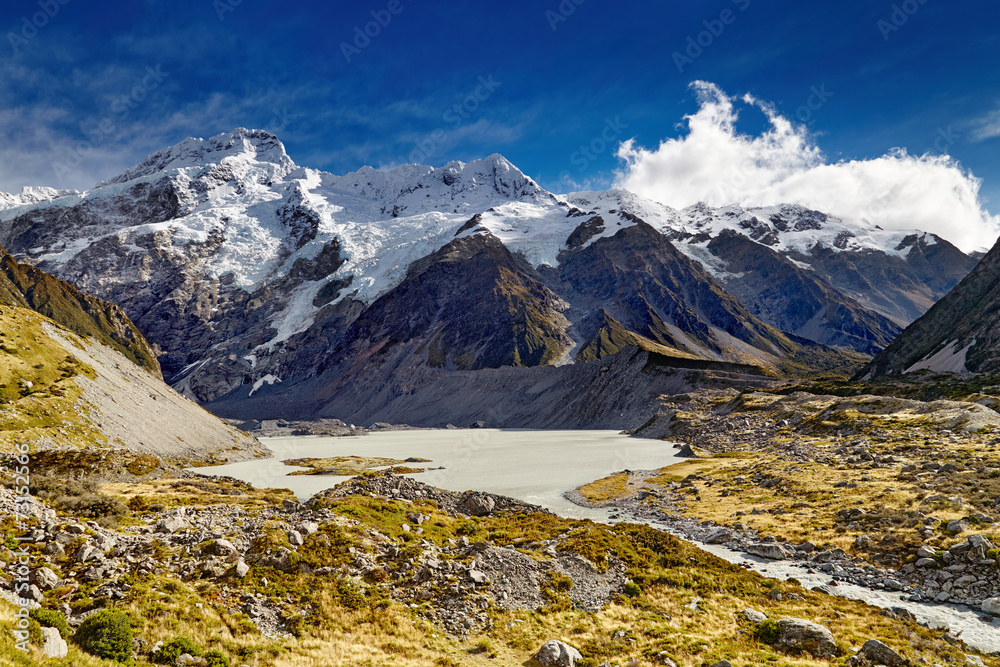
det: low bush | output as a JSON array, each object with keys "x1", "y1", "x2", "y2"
[
  {"x1": 151, "y1": 636, "x2": 203, "y2": 664},
  {"x1": 205, "y1": 649, "x2": 231, "y2": 667},
  {"x1": 30, "y1": 608, "x2": 71, "y2": 639},
  {"x1": 74, "y1": 609, "x2": 134, "y2": 662}
]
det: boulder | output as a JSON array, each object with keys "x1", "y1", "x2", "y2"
[
  {"x1": 32, "y1": 566, "x2": 60, "y2": 591},
  {"x1": 916, "y1": 545, "x2": 937, "y2": 559},
  {"x1": 740, "y1": 609, "x2": 767, "y2": 623},
  {"x1": 297, "y1": 521, "x2": 320, "y2": 535},
  {"x1": 460, "y1": 493, "x2": 496, "y2": 517},
  {"x1": 288, "y1": 530, "x2": 304, "y2": 546},
  {"x1": 157, "y1": 517, "x2": 189, "y2": 534},
  {"x1": 534, "y1": 640, "x2": 583, "y2": 666},
  {"x1": 232, "y1": 560, "x2": 250, "y2": 578},
  {"x1": 207, "y1": 539, "x2": 239, "y2": 559},
  {"x1": 41, "y1": 626, "x2": 67, "y2": 659},
  {"x1": 775, "y1": 618, "x2": 839, "y2": 658},
  {"x1": 177, "y1": 654, "x2": 209, "y2": 667},
  {"x1": 745, "y1": 543, "x2": 791, "y2": 560},
  {"x1": 861, "y1": 639, "x2": 906, "y2": 667},
  {"x1": 676, "y1": 444, "x2": 699, "y2": 458},
  {"x1": 982, "y1": 597, "x2": 1000, "y2": 617},
  {"x1": 703, "y1": 528, "x2": 732, "y2": 545},
  {"x1": 946, "y1": 520, "x2": 968, "y2": 534}
]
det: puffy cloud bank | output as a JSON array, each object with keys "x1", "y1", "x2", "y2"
[{"x1": 615, "y1": 81, "x2": 999, "y2": 253}]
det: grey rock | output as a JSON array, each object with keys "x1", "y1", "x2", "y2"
[
  {"x1": 861, "y1": 639, "x2": 906, "y2": 667},
  {"x1": 916, "y1": 545, "x2": 937, "y2": 558},
  {"x1": 534, "y1": 640, "x2": 583, "y2": 667},
  {"x1": 946, "y1": 520, "x2": 968, "y2": 534},
  {"x1": 158, "y1": 517, "x2": 189, "y2": 534},
  {"x1": 297, "y1": 521, "x2": 319, "y2": 535},
  {"x1": 41, "y1": 626, "x2": 68, "y2": 659},
  {"x1": 982, "y1": 597, "x2": 1000, "y2": 616},
  {"x1": 740, "y1": 608, "x2": 768, "y2": 623},
  {"x1": 288, "y1": 530, "x2": 304, "y2": 546},
  {"x1": 703, "y1": 528, "x2": 732, "y2": 545},
  {"x1": 883, "y1": 579, "x2": 905, "y2": 591},
  {"x1": 75, "y1": 545, "x2": 100, "y2": 564},
  {"x1": 233, "y1": 560, "x2": 250, "y2": 578},
  {"x1": 32, "y1": 566, "x2": 60, "y2": 591},
  {"x1": 745, "y1": 543, "x2": 791, "y2": 560},
  {"x1": 207, "y1": 539, "x2": 239, "y2": 559},
  {"x1": 460, "y1": 493, "x2": 496, "y2": 517},
  {"x1": 775, "y1": 618, "x2": 839, "y2": 658}
]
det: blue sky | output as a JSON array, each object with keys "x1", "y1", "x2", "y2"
[{"x1": 2, "y1": 0, "x2": 999, "y2": 245}]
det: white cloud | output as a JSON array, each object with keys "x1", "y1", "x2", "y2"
[{"x1": 615, "y1": 81, "x2": 1000, "y2": 253}]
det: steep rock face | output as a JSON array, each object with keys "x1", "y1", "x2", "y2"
[
  {"x1": 862, "y1": 236, "x2": 1000, "y2": 378},
  {"x1": 793, "y1": 232, "x2": 976, "y2": 326},
  {"x1": 206, "y1": 221, "x2": 864, "y2": 423},
  {"x1": 560, "y1": 221, "x2": 785, "y2": 363},
  {"x1": 322, "y1": 230, "x2": 572, "y2": 375},
  {"x1": 706, "y1": 230, "x2": 902, "y2": 354}
]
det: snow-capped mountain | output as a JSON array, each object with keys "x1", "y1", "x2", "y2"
[
  {"x1": 555, "y1": 191, "x2": 977, "y2": 327},
  {"x1": 0, "y1": 128, "x2": 978, "y2": 423}
]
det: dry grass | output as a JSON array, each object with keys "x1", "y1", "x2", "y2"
[
  {"x1": 577, "y1": 472, "x2": 632, "y2": 502},
  {"x1": 623, "y1": 434, "x2": 1000, "y2": 557},
  {"x1": 101, "y1": 478, "x2": 295, "y2": 512},
  {"x1": 283, "y1": 455, "x2": 408, "y2": 476}
]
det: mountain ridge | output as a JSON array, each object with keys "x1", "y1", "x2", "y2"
[{"x1": 0, "y1": 128, "x2": 979, "y2": 420}]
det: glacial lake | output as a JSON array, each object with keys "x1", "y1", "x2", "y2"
[
  {"x1": 195, "y1": 428, "x2": 684, "y2": 520},
  {"x1": 195, "y1": 429, "x2": 1000, "y2": 653}
]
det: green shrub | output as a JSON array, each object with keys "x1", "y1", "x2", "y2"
[
  {"x1": 622, "y1": 581, "x2": 642, "y2": 598},
  {"x1": 30, "y1": 608, "x2": 71, "y2": 639},
  {"x1": 335, "y1": 578, "x2": 367, "y2": 610},
  {"x1": 205, "y1": 649, "x2": 231, "y2": 667},
  {"x1": 74, "y1": 609, "x2": 134, "y2": 662},
  {"x1": 755, "y1": 619, "x2": 780, "y2": 645},
  {"x1": 151, "y1": 636, "x2": 204, "y2": 664},
  {"x1": 27, "y1": 617, "x2": 42, "y2": 646}
]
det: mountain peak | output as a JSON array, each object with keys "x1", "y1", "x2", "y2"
[
  {"x1": 105, "y1": 128, "x2": 296, "y2": 186},
  {"x1": 326, "y1": 153, "x2": 545, "y2": 210}
]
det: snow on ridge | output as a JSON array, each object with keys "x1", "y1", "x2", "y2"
[
  {"x1": 0, "y1": 186, "x2": 78, "y2": 212},
  {"x1": 104, "y1": 128, "x2": 296, "y2": 187}
]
